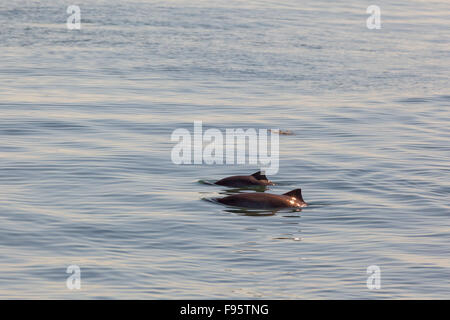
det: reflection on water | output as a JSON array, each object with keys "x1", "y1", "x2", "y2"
[{"x1": 224, "y1": 209, "x2": 278, "y2": 217}]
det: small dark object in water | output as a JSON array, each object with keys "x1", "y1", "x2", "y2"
[{"x1": 271, "y1": 129, "x2": 294, "y2": 135}]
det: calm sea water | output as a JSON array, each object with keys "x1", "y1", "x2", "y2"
[{"x1": 0, "y1": 0, "x2": 449, "y2": 299}]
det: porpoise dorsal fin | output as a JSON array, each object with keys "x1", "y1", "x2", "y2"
[
  {"x1": 283, "y1": 189, "x2": 304, "y2": 202},
  {"x1": 251, "y1": 171, "x2": 268, "y2": 181}
]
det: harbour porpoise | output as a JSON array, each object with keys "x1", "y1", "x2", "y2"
[
  {"x1": 215, "y1": 171, "x2": 272, "y2": 187},
  {"x1": 216, "y1": 189, "x2": 307, "y2": 209}
]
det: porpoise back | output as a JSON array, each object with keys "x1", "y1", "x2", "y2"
[{"x1": 215, "y1": 171, "x2": 272, "y2": 187}]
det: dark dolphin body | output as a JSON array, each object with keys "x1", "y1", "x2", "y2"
[
  {"x1": 217, "y1": 189, "x2": 307, "y2": 209},
  {"x1": 215, "y1": 171, "x2": 272, "y2": 187}
]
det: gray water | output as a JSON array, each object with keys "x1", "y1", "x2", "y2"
[{"x1": 0, "y1": 0, "x2": 449, "y2": 299}]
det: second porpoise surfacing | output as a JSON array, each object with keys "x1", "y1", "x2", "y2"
[{"x1": 215, "y1": 171, "x2": 272, "y2": 187}]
